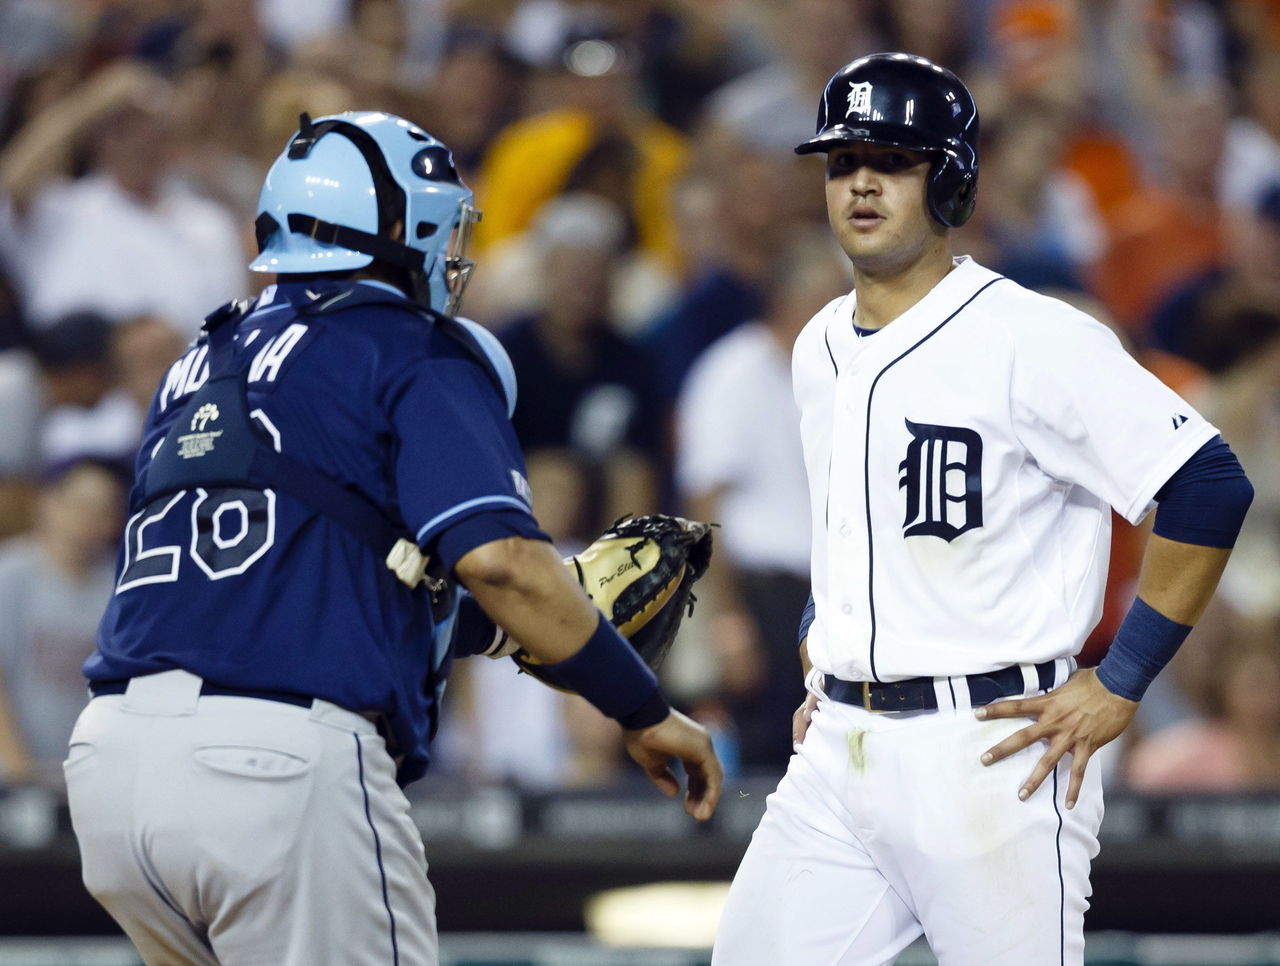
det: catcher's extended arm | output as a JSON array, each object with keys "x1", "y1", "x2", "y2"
[{"x1": 473, "y1": 514, "x2": 714, "y2": 687}]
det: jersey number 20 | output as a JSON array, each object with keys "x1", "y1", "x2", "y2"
[{"x1": 116, "y1": 487, "x2": 277, "y2": 592}]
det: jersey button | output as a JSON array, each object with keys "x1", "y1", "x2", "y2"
[
  {"x1": 841, "y1": 603, "x2": 853, "y2": 615},
  {"x1": 839, "y1": 522, "x2": 851, "y2": 537}
]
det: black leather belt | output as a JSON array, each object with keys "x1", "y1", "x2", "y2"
[
  {"x1": 825, "y1": 660, "x2": 1058, "y2": 713},
  {"x1": 90, "y1": 678, "x2": 316, "y2": 709}
]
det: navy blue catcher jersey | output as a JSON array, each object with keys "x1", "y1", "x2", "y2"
[{"x1": 87, "y1": 280, "x2": 540, "y2": 784}]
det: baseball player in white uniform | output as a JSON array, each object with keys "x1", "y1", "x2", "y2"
[{"x1": 711, "y1": 53, "x2": 1254, "y2": 966}]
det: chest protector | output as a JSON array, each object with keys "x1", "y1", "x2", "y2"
[{"x1": 140, "y1": 284, "x2": 509, "y2": 559}]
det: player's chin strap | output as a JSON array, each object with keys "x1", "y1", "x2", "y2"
[{"x1": 142, "y1": 299, "x2": 435, "y2": 591}]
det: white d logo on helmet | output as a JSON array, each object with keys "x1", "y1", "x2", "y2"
[{"x1": 846, "y1": 81, "x2": 873, "y2": 118}]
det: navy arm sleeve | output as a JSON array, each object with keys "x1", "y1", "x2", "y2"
[
  {"x1": 1151, "y1": 435, "x2": 1253, "y2": 548},
  {"x1": 798, "y1": 592, "x2": 816, "y2": 646}
]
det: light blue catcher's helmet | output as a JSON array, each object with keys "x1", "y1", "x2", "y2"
[{"x1": 250, "y1": 111, "x2": 481, "y2": 316}]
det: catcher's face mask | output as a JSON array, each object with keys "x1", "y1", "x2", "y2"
[
  {"x1": 251, "y1": 111, "x2": 482, "y2": 317},
  {"x1": 442, "y1": 201, "x2": 480, "y2": 317}
]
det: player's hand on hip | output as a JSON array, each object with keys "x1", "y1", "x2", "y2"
[
  {"x1": 623, "y1": 708, "x2": 723, "y2": 821},
  {"x1": 975, "y1": 668, "x2": 1138, "y2": 809},
  {"x1": 792, "y1": 692, "x2": 820, "y2": 748}
]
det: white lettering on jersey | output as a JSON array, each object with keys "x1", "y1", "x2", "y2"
[
  {"x1": 248, "y1": 324, "x2": 308, "y2": 383},
  {"x1": 159, "y1": 351, "x2": 195, "y2": 412},
  {"x1": 158, "y1": 344, "x2": 209, "y2": 413},
  {"x1": 182, "y1": 345, "x2": 210, "y2": 397},
  {"x1": 158, "y1": 322, "x2": 308, "y2": 413}
]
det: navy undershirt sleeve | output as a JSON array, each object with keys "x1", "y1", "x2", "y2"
[
  {"x1": 1151, "y1": 435, "x2": 1253, "y2": 548},
  {"x1": 798, "y1": 592, "x2": 816, "y2": 646}
]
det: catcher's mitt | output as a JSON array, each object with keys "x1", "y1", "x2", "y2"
[{"x1": 512, "y1": 514, "x2": 715, "y2": 688}]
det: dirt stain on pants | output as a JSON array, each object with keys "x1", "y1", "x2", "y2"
[{"x1": 848, "y1": 730, "x2": 868, "y2": 773}]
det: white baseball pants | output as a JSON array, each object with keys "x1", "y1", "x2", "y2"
[
  {"x1": 712, "y1": 668, "x2": 1103, "y2": 966},
  {"x1": 64, "y1": 670, "x2": 438, "y2": 966}
]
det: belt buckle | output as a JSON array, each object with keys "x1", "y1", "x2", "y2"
[{"x1": 862, "y1": 681, "x2": 888, "y2": 713}]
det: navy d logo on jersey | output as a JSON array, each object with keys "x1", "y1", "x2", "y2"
[{"x1": 898, "y1": 420, "x2": 983, "y2": 542}]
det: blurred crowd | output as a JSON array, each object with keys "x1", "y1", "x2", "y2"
[{"x1": 0, "y1": 0, "x2": 1277, "y2": 798}]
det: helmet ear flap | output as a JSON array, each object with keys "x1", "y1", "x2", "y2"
[
  {"x1": 927, "y1": 148, "x2": 978, "y2": 228},
  {"x1": 254, "y1": 212, "x2": 280, "y2": 253}
]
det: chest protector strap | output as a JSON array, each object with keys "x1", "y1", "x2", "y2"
[{"x1": 141, "y1": 300, "x2": 405, "y2": 555}]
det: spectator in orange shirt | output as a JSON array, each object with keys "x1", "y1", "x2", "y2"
[
  {"x1": 473, "y1": 19, "x2": 688, "y2": 273},
  {"x1": 1088, "y1": 79, "x2": 1231, "y2": 335},
  {"x1": 1150, "y1": 182, "x2": 1280, "y2": 372}
]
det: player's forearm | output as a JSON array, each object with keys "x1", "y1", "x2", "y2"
[
  {"x1": 1136, "y1": 434, "x2": 1253, "y2": 624},
  {"x1": 1131, "y1": 534, "x2": 1232, "y2": 626},
  {"x1": 1094, "y1": 534, "x2": 1231, "y2": 703},
  {"x1": 454, "y1": 536, "x2": 599, "y2": 663},
  {"x1": 456, "y1": 536, "x2": 673, "y2": 732},
  {"x1": 1095, "y1": 442, "x2": 1253, "y2": 703},
  {"x1": 1093, "y1": 535, "x2": 1230, "y2": 701}
]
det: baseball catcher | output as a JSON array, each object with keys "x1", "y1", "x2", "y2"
[{"x1": 72, "y1": 110, "x2": 723, "y2": 966}]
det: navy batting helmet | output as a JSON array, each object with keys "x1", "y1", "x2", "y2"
[{"x1": 796, "y1": 52, "x2": 979, "y2": 228}]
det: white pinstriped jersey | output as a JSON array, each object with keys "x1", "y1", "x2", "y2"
[{"x1": 794, "y1": 257, "x2": 1219, "y2": 683}]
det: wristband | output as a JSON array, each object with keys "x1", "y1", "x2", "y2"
[
  {"x1": 537, "y1": 613, "x2": 670, "y2": 728},
  {"x1": 1095, "y1": 597, "x2": 1193, "y2": 702},
  {"x1": 617, "y1": 689, "x2": 672, "y2": 731}
]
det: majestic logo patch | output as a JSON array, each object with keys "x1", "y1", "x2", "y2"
[
  {"x1": 846, "y1": 81, "x2": 873, "y2": 117},
  {"x1": 1172, "y1": 413, "x2": 1188, "y2": 429},
  {"x1": 898, "y1": 420, "x2": 983, "y2": 542}
]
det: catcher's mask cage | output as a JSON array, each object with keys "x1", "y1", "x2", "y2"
[
  {"x1": 796, "y1": 52, "x2": 979, "y2": 228},
  {"x1": 250, "y1": 111, "x2": 481, "y2": 316}
]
